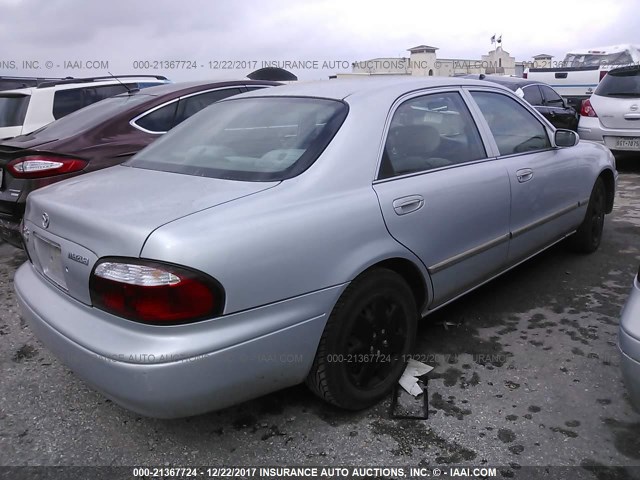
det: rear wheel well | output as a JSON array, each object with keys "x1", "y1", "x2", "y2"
[
  {"x1": 599, "y1": 169, "x2": 615, "y2": 214},
  {"x1": 361, "y1": 258, "x2": 428, "y2": 312}
]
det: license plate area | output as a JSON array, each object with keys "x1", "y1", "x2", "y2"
[
  {"x1": 33, "y1": 234, "x2": 67, "y2": 290},
  {"x1": 611, "y1": 137, "x2": 640, "y2": 150}
]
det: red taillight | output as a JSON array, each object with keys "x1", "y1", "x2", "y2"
[
  {"x1": 581, "y1": 98, "x2": 598, "y2": 117},
  {"x1": 8, "y1": 155, "x2": 86, "y2": 179},
  {"x1": 522, "y1": 72, "x2": 528, "y2": 79},
  {"x1": 599, "y1": 70, "x2": 608, "y2": 82},
  {"x1": 90, "y1": 259, "x2": 224, "y2": 324}
]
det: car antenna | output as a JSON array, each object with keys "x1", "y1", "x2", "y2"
[{"x1": 108, "y1": 71, "x2": 139, "y2": 95}]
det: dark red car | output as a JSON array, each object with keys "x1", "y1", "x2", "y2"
[{"x1": 0, "y1": 80, "x2": 279, "y2": 246}]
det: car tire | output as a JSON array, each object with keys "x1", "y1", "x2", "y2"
[
  {"x1": 569, "y1": 177, "x2": 606, "y2": 254},
  {"x1": 305, "y1": 268, "x2": 417, "y2": 410}
]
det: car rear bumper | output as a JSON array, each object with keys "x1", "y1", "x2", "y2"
[
  {"x1": 15, "y1": 262, "x2": 345, "y2": 418},
  {"x1": 619, "y1": 275, "x2": 640, "y2": 411},
  {"x1": 578, "y1": 117, "x2": 640, "y2": 152}
]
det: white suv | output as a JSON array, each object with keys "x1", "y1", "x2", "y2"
[{"x1": 0, "y1": 75, "x2": 169, "y2": 139}]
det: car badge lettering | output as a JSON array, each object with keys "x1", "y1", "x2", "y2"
[
  {"x1": 41, "y1": 212, "x2": 49, "y2": 229},
  {"x1": 630, "y1": 104, "x2": 638, "y2": 112},
  {"x1": 68, "y1": 252, "x2": 89, "y2": 266}
]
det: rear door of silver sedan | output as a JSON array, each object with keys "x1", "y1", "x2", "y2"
[
  {"x1": 373, "y1": 88, "x2": 511, "y2": 308},
  {"x1": 467, "y1": 89, "x2": 585, "y2": 263}
]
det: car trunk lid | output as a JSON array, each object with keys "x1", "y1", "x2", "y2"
[
  {"x1": 591, "y1": 94, "x2": 640, "y2": 129},
  {"x1": 23, "y1": 165, "x2": 279, "y2": 304}
]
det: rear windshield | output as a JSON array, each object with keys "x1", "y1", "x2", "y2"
[
  {"x1": 0, "y1": 95, "x2": 30, "y2": 127},
  {"x1": 127, "y1": 97, "x2": 348, "y2": 181},
  {"x1": 595, "y1": 68, "x2": 640, "y2": 97},
  {"x1": 563, "y1": 51, "x2": 634, "y2": 68},
  {"x1": 26, "y1": 93, "x2": 152, "y2": 138}
]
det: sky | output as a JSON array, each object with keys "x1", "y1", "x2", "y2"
[{"x1": 0, "y1": 0, "x2": 638, "y2": 81}]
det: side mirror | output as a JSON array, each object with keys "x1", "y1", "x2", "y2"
[{"x1": 555, "y1": 129, "x2": 579, "y2": 147}]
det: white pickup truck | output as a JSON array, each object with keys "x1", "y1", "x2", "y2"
[{"x1": 524, "y1": 44, "x2": 640, "y2": 111}]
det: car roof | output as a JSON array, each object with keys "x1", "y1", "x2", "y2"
[
  {"x1": 235, "y1": 76, "x2": 511, "y2": 101},
  {"x1": 462, "y1": 75, "x2": 548, "y2": 90},
  {"x1": 567, "y1": 44, "x2": 639, "y2": 55},
  {"x1": 606, "y1": 64, "x2": 640, "y2": 75},
  {"x1": 131, "y1": 79, "x2": 280, "y2": 97}
]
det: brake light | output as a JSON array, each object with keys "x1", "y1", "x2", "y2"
[
  {"x1": 599, "y1": 70, "x2": 608, "y2": 82},
  {"x1": 523, "y1": 72, "x2": 528, "y2": 79},
  {"x1": 581, "y1": 99, "x2": 598, "y2": 117},
  {"x1": 90, "y1": 259, "x2": 224, "y2": 324},
  {"x1": 8, "y1": 155, "x2": 86, "y2": 179}
]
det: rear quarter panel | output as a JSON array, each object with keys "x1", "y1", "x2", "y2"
[{"x1": 141, "y1": 180, "x2": 428, "y2": 315}]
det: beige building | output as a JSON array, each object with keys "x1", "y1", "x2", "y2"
[
  {"x1": 334, "y1": 44, "x2": 523, "y2": 78},
  {"x1": 532, "y1": 53, "x2": 554, "y2": 68}
]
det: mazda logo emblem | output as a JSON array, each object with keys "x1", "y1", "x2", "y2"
[{"x1": 42, "y1": 213, "x2": 50, "y2": 229}]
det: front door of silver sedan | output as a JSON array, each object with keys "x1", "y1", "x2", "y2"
[
  {"x1": 468, "y1": 90, "x2": 584, "y2": 263},
  {"x1": 373, "y1": 90, "x2": 511, "y2": 308}
]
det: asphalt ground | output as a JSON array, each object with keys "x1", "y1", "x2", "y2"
[{"x1": 0, "y1": 158, "x2": 639, "y2": 478}]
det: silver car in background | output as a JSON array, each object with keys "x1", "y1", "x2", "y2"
[
  {"x1": 15, "y1": 77, "x2": 617, "y2": 418},
  {"x1": 620, "y1": 265, "x2": 640, "y2": 411},
  {"x1": 578, "y1": 65, "x2": 640, "y2": 152}
]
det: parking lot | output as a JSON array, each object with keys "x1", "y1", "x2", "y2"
[{"x1": 0, "y1": 160, "x2": 639, "y2": 473}]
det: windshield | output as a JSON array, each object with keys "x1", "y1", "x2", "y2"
[
  {"x1": 596, "y1": 68, "x2": 640, "y2": 97},
  {"x1": 127, "y1": 96, "x2": 348, "y2": 181},
  {"x1": 25, "y1": 93, "x2": 152, "y2": 138},
  {"x1": 0, "y1": 95, "x2": 30, "y2": 128},
  {"x1": 563, "y1": 51, "x2": 633, "y2": 68}
]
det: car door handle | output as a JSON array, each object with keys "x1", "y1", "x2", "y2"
[
  {"x1": 516, "y1": 169, "x2": 534, "y2": 183},
  {"x1": 392, "y1": 195, "x2": 424, "y2": 215}
]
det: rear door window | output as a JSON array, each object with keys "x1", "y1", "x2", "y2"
[
  {"x1": 0, "y1": 94, "x2": 30, "y2": 127},
  {"x1": 471, "y1": 91, "x2": 551, "y2": 156},
  {"x1": 378, "y1": 91, "x2": 487, "y2": 179},
  {"x1": 539, "y1": 85, "x2": 565, "y2": 106},
  {"x1": 173, "y1": 88, "x2": 243, "y2": 126},
  {"x1": 133, "y1": 102, "x2": 179, "y2": 133},
  {"x1": 522, "y1": 85, "x2": 543, "y2": 106},
  {"x1": 53, "y1": 89, "x2": 85, "y2": 119}
]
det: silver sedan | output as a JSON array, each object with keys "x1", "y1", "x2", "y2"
[
  {"x1": 15, "y1": 77, "x2": 617, "y2": 418},
  {"x1": 620, "y1": 265, "x2": 640, "y2": 410}
]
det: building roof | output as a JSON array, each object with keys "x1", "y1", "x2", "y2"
[{"x1": 407, "y1": 45, "x2": 439, "y2": 53}]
